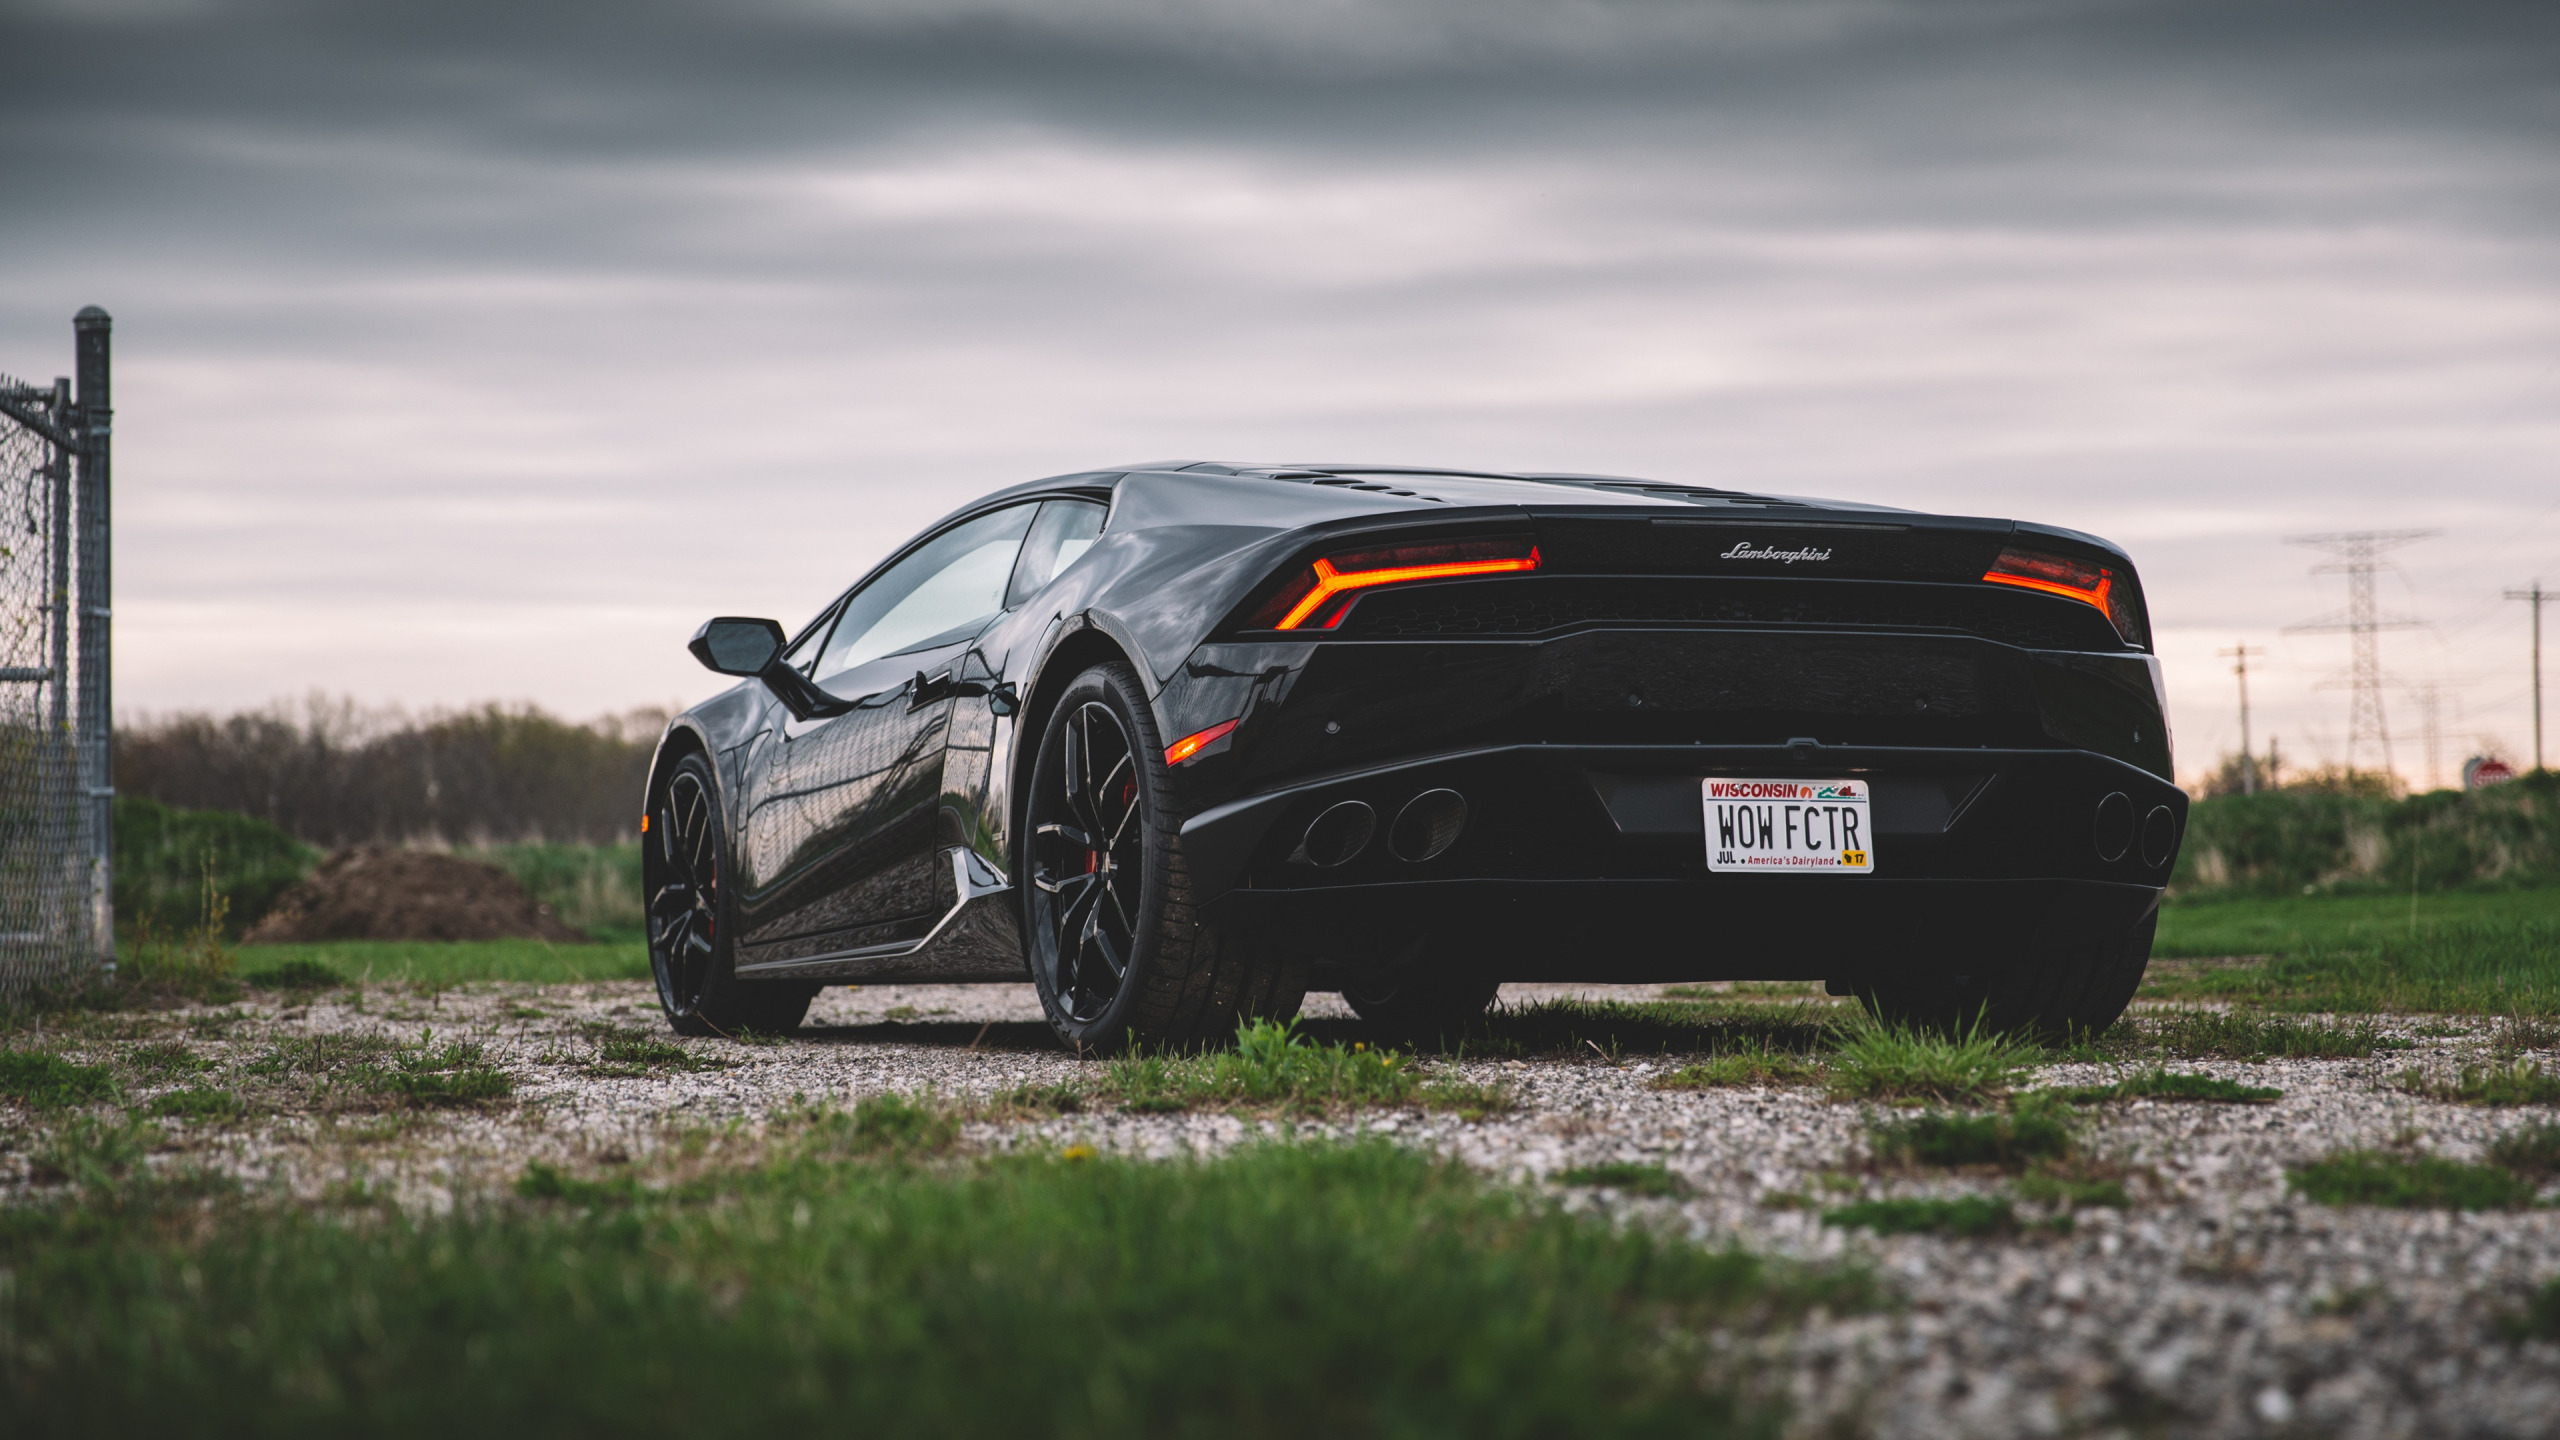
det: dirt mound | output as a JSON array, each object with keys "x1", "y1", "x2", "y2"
[{"x1": 243, "y1": 846, "x2": 593, "y2": 944}]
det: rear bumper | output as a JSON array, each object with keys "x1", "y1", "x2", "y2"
[{"x1": 1177, "y1": 741, "x2": 2182, "y2": 985}]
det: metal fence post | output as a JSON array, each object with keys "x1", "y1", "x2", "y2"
[{"x1": 74, "y1": 307, "x2": 111, "y2": 967}]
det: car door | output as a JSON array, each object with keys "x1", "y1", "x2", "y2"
[{"x1": 735, "y1": 503, "x2": 1039, "y2": 954}]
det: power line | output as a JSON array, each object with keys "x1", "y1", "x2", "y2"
[
  {"x1": 2286, "y1": 529, "x2": 2437, "y2": 780},
  {"x1": 2507, "y1": 579, "x2": 2555, "y2": 772}
]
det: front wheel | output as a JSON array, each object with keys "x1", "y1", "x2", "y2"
[
  {"x1": 1023, "y1": 662, "x2": 1305, "y2": 1051},
  {"x1": 646, "y1": 752, "x2": 819, "y2": 1037}
]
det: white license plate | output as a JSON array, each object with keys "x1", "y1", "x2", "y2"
[{"x1": 1703, "y1": 778, "x2": 1874, "y2": 874}]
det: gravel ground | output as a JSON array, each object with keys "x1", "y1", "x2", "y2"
[{"x1": 10, "y1": 978, "x2": 2560, "y2": 1439}]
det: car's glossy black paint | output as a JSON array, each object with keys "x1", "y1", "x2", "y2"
[{"x1": 648, "y1": 462, "x2": 2185, "y2": 989}]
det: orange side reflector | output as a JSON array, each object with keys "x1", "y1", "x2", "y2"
[
  {"x1": 639, "y1": 814, "x2": 650, "y2": 833},
  {"x1": 1165, "y1": 718, "x2": 1240, "y2": 766},
  {"x1": 1275, "y1": 547, "x2": 1543, "y2": 630}
]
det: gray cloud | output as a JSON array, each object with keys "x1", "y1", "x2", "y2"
[{"x1": 0, "y1": 0, "x2": 2554, "y2": 781}]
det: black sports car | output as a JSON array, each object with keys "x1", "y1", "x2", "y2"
[{"x1": 647, "y1": 462, "x2": 2185, "y2": 1048}]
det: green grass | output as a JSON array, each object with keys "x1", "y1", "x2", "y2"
[
  {"x1": 2109, "y1": 1010, "x2": 2388, "y2": 1060},
  {"x1": 1825, "y1": 1020, "x2": 2042, "y2": 1104},
  {"x1": 2396, "y1": 1060, "x2": 2560, "y2": 1106},
  {"x1": 1022, "y1": 1018, "x2": 1517, "y2": 1119},
  {"x1": 1867, "y1": 1107, "x2": 2074, "y2": 1169},
  {"x1": 143, "y1": 1087, "x2": 244, "y2": 1121},
  {"x1": 469, "y1": 841, "x2": 644, "y2": 941},
  {"x1": 2046, "y1": 1070, "x2": 2284, "y2": 1105},
  {"x1": 2501, "y1": 1279, "x2": 2560, "y2": 1343},
  {"x1": 1449, "y1": 998, "x2": 1844, "y2": 1061},
  {"x1": 1650, "y1": 1038, "x2": 1821, "y2": 1090},
  {"x1": 242, "y1": 957, "x2": 347, "y2": 991},
  {"x1": 0, "y1": 1126, "x2": 1872, "y2": 1437},
  {"x1": 2488, "y1": 1122, "x2": 2560, "y2": 1179},
  {"x1": 584, "y1": 1025, "x2": 730, "y2": 1077},
  {"x1": 1822, "y1": 1195, "x2": 2017, "y2": 1238},
  {"x1": 1556, "y1": 1162, "x2": 1688, "y2": 1197},
  {"x1": 2286, "y1": 1151, "x2": 2543, "y2": 1211},
  {"x1": 2143, "y1": 915, "x2": 2560, "y2": 1015},
  {"x1": 233, "y1": 938, "x2": 651, "y2": 985},
  {"x1": 2014, "y1": 1172, "x2": 2130, "y2": 1209},
  {"x1": 242, "y1": 1030, "x2": 512, "y2": 1108},
  {"x1": 0, "y1": 1050, "x2": 118, "y2": 1109},
  {"x1": 2155, "y1": 886, "x2": 2560, "y2": 959}
]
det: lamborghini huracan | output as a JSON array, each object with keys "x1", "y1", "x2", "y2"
[{"x1": 646, "y1": 462, "x2": 2185, "y2": 1048}]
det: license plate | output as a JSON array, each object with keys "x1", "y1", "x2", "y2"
[{"x1": 1703, "y1": 778, "x2": 1873, "y2": 874}]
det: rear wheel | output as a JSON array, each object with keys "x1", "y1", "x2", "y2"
[
  {"x1": 1857, "y1": 908, "x2": 2157, "y2": 1040},
  {"x1": 647, "y1": 752, "x2": 819, "y2": 1037},
  {"x1": 1024, "y1": 662, "x2": 1305, "y2": 1051}
]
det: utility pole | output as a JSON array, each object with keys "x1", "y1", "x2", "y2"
[
  {"x1": 2508, "y1": 580, "x2": 2552, "y2": 773},
  {"x1": 2219, "y1": 643, "x2": 2269, "y2": 793},
  {"x1": 2412, "y1": 681, "x2": 2445, "y2": 792},
  {"x1": 2287, "y1": 529, "x2": 2435, "y2": 783}
]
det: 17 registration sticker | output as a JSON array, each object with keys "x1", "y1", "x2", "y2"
[{"x1": 1703, "y1": 779, "x2": 1873, "y2": 874}]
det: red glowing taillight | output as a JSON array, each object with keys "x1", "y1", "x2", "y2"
[
  {"x1": 1250, "y1": 537, "x2": 1541, "y2": 631},
  {"x1": 1981, "y1": 546, "x2": 2141, "y2": 643}
]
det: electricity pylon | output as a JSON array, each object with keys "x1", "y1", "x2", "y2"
[
  {"x1": 2218, "y1": 643, "x2": 2269, "y2": 793},
  {"x1": 2285, "y1": 530, "x2": 2435, "y2": 781}
]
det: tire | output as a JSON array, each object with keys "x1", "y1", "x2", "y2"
[
  {"x1": 1343, "y1": 939, "x2": 1501, "y2": 1046},
  {"x1": 1857, "y1": 907, "x2": 2158, "y2": 1041},
  {"x1": 646, "y1": 751, "x2": 820, "y2": 1038},
  {"x1": 1023, "y1": 661, "x2": 1306, "y2": 1051}
]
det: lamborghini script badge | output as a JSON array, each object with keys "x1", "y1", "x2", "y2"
[{"x1": 1720, "y1": 541, "x2": 1832, "y2": 564}]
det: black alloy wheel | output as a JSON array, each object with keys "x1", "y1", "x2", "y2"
[
  {"x1": 647, "y1": 752, "x2": 817, "y2": 1037},
  {"x1": 1029, "y1": 697, "x2": 1146, "y2": 1025},
  {"x1": 1023, "y1": 662, "x2": 1308, "y2": 1050}
]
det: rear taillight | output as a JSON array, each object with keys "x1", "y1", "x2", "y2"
[
  {"x1": 1250, "y1": 537, "x2": 1540, "y2": 631},
  {"x1": 1981, "y1": 546, "x2": 2142, "y2": 644}
]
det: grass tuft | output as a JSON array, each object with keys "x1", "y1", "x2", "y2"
[
  {"x1": 144, "y1": 1087, "x2": 245, "y2": 1122},
  {"x1": 1822, "y1": 1195, "x2": 2017, "y2": 1237},
  {"x1": 2116, "y1": 1010, "x2": 2386, "y2": 1060},
  {"x1": 2287, "y1": 1151, "x2": 2542, "y2": 1211},
  {"x1": 1556, "y1": 1162, "x2": 1687, "y2": 1197},
  {"x1": 1, "y1": 1049, "x2": 118, "y2": 1109},
  {"x1": 584, "y1": 1025, "x2": 730, "y2": 1077},
  {"x1": 1868, "y1": 1106, "x2": 2074, "y2": 1169},
  {"x1": 2486, "y1": 1122, "x2": 2560, "y2": 1179},
  {"x1": 2397, "y1": 1060, "x2": 2560, "y2": 1106},
  {"x1": 2501, "y1": 1279, "x2": 2560, "y2": 1343},
  {"x1": 1826, "y1": 1019, "x2": 2041, "y2": 1104},
  {"x1": 2046, "y1": 1069, "x2": 2284, "y2": 1105},
  {"x1": 1650, "y1": 1037, "x2": 1821, "y2": 1090}
]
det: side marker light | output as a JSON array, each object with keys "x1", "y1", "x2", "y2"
[
  {"x1": 639, "y1": 814, "x2": 649, "y2": 833},
  {"x1": 1165, "y1": 718, "x2": 1240, "y2": 766}
]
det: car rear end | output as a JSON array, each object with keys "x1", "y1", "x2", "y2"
[{"x1": 1148, "y1": 477, "x2": 2184, "y2": 996}]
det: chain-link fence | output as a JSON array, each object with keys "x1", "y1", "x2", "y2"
[{"x1": 0, "y1": 309, "x2": 112, "y2": 1002}]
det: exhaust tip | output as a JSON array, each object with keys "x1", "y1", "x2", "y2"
[
  {"x1": 1291, "y1": 801, "x2": 1376, "y2": 868},
  {"x1": 2093, "y1": 792, "x2": 2133, "y2": 863},
  {"x1": 1388, "y1": 789, "x2": 1469, "y2": 863},
  {"x1": 2140, "y1": 805, "x2": 2177, "y2": 869}
]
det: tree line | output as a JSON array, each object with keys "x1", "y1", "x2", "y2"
[{"x1": 115, "y1": 697, "x2": 666, "y2": 847}]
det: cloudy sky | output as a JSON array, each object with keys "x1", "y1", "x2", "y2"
[{"x1": 2, "y1": 0, "x2": 2555, "y2": 787}]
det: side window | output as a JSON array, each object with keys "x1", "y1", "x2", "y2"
[
  {"x1": 779, "y1": 603, "x2": 838, "y2": 677},
  {"x1": 1005, "y1": 499, "x2": 1108, "y2": 610},
  {"x1": 814, "y1": 504, "x2": 1037, "y2": 684}
]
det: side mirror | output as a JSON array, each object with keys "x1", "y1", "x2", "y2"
[{"x1": 688, "y1": 617, "x2": 786, "y2": 677}]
